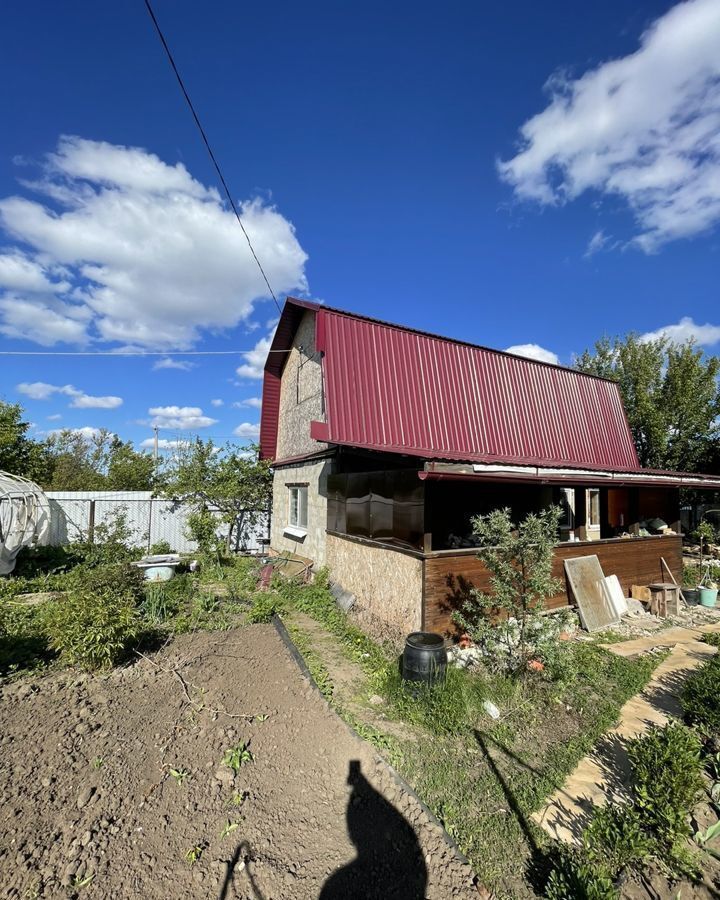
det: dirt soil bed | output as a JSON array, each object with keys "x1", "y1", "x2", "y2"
[{"x1": 0, "y1": 624, "x2": 477, "y2": 899}]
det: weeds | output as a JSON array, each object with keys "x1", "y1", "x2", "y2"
[
  {"x1": 220, "y1": 820, "x2": 241, "y2": 839},
  {"x1": 246, "y1": 592, "x2": 284, "y2": 624},
  {"x1": 682, "y1": 653, "x2": 720, "y2": 735},
  {"x1": 91, "y1": 757, "x2": 105, "y2": 770},
  {"x1": 229, "y1": 789, "x2": 249, "y2": 807},
  {"x1": 184, "y1": 845, "x2": 204, "y2": 866},
  {"x1": 169, "y1": 767, "x2": 190, "y2": 786},
  {"x1": 222, "y1": 742, "x2": 253, "y2": 773}
]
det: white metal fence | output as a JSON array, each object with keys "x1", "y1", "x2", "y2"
[{"x1": 45, "y1": 491, "x2": 269, "y2": 554}]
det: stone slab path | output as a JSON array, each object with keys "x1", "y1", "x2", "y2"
[{"x1": 532, "y1": 624, "x2": 720, "y2": 844}]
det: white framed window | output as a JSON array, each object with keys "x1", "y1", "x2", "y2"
[
  {"x1": 288, "y1": 484, "x2": 308, "y2": 531},
  {"x1": 587, "y1": 488, "x2": 601, "y2": 528}
]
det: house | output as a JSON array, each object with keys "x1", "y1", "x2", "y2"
[{"x1": 260, "y1": 298, "x2": 720, "y2": 637}]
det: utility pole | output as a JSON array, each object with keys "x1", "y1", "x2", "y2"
[{"x1": 153, "y1": 426, "x2": 159, "y2": 462}]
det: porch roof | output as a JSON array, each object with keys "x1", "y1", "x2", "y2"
[{"x1": 418, "y1": 461, "x2": 720, "y2": 489}]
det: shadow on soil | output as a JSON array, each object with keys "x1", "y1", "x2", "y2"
[
  {"x1": 319, "y1": 760, "x2": 428, "y2": 900},
  {"x1": 219, "y1": 840, "x2": 265, "y2": 900}
]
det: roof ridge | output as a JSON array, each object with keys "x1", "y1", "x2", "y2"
[{"x1": 284, "y1": 297, "x2": 616, "y2": 385}]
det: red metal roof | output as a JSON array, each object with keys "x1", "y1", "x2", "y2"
[{"x1": 261, "y1": 298, "x2": 642, "y2": 472}]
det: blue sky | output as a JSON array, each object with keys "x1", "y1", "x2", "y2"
[{"x1": 2, "y1": 0, "x2": 719, "y2": 452}]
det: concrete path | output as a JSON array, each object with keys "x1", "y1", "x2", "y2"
[{"x1": 532, "y1": 624, "x2": 719, "y2": 844}]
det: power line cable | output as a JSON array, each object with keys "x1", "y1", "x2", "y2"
[
  {"x1": 142, "y1": 0, "x2": 282, "y2": 315},
  {"x1": 0, "y1": 349, "x2": 287, "y2": 356}
]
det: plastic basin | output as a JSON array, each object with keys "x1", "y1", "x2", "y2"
[{"x1": 699, "y1": 587, "x2": 718, "y2": 608}]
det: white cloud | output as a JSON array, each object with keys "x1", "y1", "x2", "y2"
[
  {"x1": 584, "y1": 229, "x2": 611, "y2": 258},
  {"x1": 499, "y1": 0, "x2": 720, "y2": 252},
  {"x1": 233, "y1": 422, "x2": 261, "y2": 438},
  {"x1": 232, "y1": 397, "x2": 262, "y2": 409},
  {"x1": 46, "y1": 413, "x2": 62, "y2": 421},
  {"x1": 640, "y1": 316, "x2": 720, "y2": 346},
  {"x1": 148, "y1": 405, "x2": 218, "y2": 430},
  {"x1": 236, "y1": 334, "x2": 272, "y2": 379},
  {"x1": 210, "y1": 398, "x2": 224, "y2": 407},
  {"x1": 0, "y1": 252, "x2": 68, "y2": 293},
  {"x1": 47, "y1": 426, "x2": 107, "y2": 441},
  {"x1": 0, "y1": 295, "x2": 89, "y2": 345},
  {"x1": 152, "y1": 357, "x2": 196, "y2": 371},
  {"x1": 0, "y1": 135, "x2": 308, "y2": 347},
  {"x1": 140, "y1": 437, "x2": 190, "y2": 451},
  {"x1": 504, "y1": 343, "x2": 560, "y2": 365},
  {"x1": 16, "y1": 381, "x2": 122, "y2": 408}
]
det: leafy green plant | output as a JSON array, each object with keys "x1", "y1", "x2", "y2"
[
  {"x1": 222, "y1": 742, "x2": 253, "y2": 773},
  {"x1": 246, "y1": 592, "x2": 284, "y2": 624},
  {"x1": 92, "y1": 757, "x2": 105, "y2": 769},
  {"x1": 627, "y1": 722, "x2": 703, "y2": 866},
  {"x1": 149, "y1": 540, "x2": 173, "y2": 555},
  {"x1": 220, "y1": 820, "x2": 241, "y2": 839},
  {"x1": 582, "y1": 804, "x2": 651, "y2": 875},
  {"x1": 184, "y1": 845, "x2": 204, "y2": 866},
  {"x1": 452, "y1": 506, "x2": 563, "y2": 675},
  {"x1": 229, "y1": 789, "x2": 249, "y2": 807},
  {"x1": 544, "y1": 845, "x2": 617, "y2": 900},
  {"x1": 41, "y1": 564, "x2": 145, "y2": 670},
  {"x1": 681, "y1": 654, "x2": 720, "y2": 735},
  {"x1": 169, "y1": 767, "x2": 190, "y2": 786}
]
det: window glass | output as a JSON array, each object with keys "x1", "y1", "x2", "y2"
[
  {"x1": 288, "y1": 485, "x2": 308, "y2": 529},
  {"x1": 587, "y1": 488, "x2": 600, "y2": 527}
]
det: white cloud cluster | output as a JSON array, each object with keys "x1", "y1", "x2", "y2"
[
  {"x1": 499, "y1": 0, "x2": 720, "y2": 251},
  {"x1": 233, "y1": 422, "x2": 261, "y2": 438},
  {"x1": 152, "y1": 357, "x2": 196, "y2": 372},
  {"x1": 210, "y1": 398, "x2": 224, "y2": 407},
  {"x1": 47, "y1": 426, "x2": 108, "y2": 441},
  {"x1": 0, "y1": 136, "x2": 308, "y2": 347},
  {"x1": 504, "y1": 343, "x2": 560, "y2": 366},
  {"x1": 640, "y1": 316, "x2": 720, "y2": 346},
  {"x1": 16, "y1": 381, "x2": 123, "y2": 408},
  {"x1": 236, "y1": 334, "x2": 273, "y2": 379},
  {"x1": 139, "y1": 437, "x2": 190, "y2": 451},
  {"x1": 232, "y1": 397, "x2": 262, "y2": 409},
  {"x1": 148, "y1": 405, "x2": 217, "y2": 430}
]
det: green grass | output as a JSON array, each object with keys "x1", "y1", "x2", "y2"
[{"x1": 275, "y1": 571, "x2": 663, "y2": 898}]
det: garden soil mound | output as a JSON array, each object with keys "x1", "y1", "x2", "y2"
[{"x1": 0, "y1": 624, "x2": 477, "y2": 899}]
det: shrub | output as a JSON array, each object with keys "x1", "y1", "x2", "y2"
[
  {"x1": 627, "y1": 722, "x2": 703, "y2": 849},
  {"x1": 681, "y1": 653, "x2": 720, "y2": 735},
  {"x1": 582, "y1": 804, "x2": 651, "y2": 875},
  {"x1": 0, "y1": 600, "x2": 51, "y2": 673},
  {"x1": 452, "y1": 506, "x2": 563, "y2": 675},
  {"x1": 41, "y1": 563, "x2": 145, "y2": 670},
  {"x1": 544, "y1": 845, "x2": 616, "y2": 900},
  {"x1": 149, "y1": 540, "x2": 173, "y2": 555},
  {"x1": 246, "y1": 592, "x2": 285, "y2": 624}
]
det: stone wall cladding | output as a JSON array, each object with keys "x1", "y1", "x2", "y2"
[
  {"x1": 276, "y1": 309, "x2": 328, "y2": 461},
  {"x1": 271, "y1": 459, "x2": 332, "y2": 565},
  {"x1": 326, "y1": 533, "x2": 423, "y2": 635}
]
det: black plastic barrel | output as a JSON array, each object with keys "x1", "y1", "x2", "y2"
[{"x1": 402, "y1": 632, "x2": 447, "y2": 686}]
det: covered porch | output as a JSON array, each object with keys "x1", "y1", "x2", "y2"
[{"x1": 325, "y1": 459, "x2": 720, "y2": 637}]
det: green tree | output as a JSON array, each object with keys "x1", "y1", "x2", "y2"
[
  {"x1": 45, "y1": 430, "x2": 156, "y2": 491},
  {"x1": 575, "y1": 334, "x2": 720, "y2": 471},
  {"x1": 162, "y1": 438, "x2": 272, "y2": 552},
  {"x1": 0, "y1": 400, "x2": 52, "y2": 483},
  {"x1": 452, "y1": 506, "x2": 563, "y2": 674}
]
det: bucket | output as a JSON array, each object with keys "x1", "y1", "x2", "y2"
[
  {"x1": 683, "y1": 588, "x2": 700, "y2": 606},
  {"x1": 699, "y1": 588, "x2": 718, "y2": 608},
  {"x1": 402, "y1": 632, "x2": 447, "y2": 686}
]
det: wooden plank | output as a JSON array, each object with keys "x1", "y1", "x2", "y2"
[
  {"x1": 564, "y1": 556, "x2": 619, "y2": 632},
  {"x1": 423, "y1": 535, "x2": 682, "y2": 637}
]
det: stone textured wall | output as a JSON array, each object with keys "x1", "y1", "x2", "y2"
[
  {"x1": 271, "y1": 459, "x2": 332, "y2": 565},
  {"x1": 326, "y1": 533, "x2": 423, "y2": 636},
  {"x1": 276, "y1": 309, "x2": 327, "y2": 461}
]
